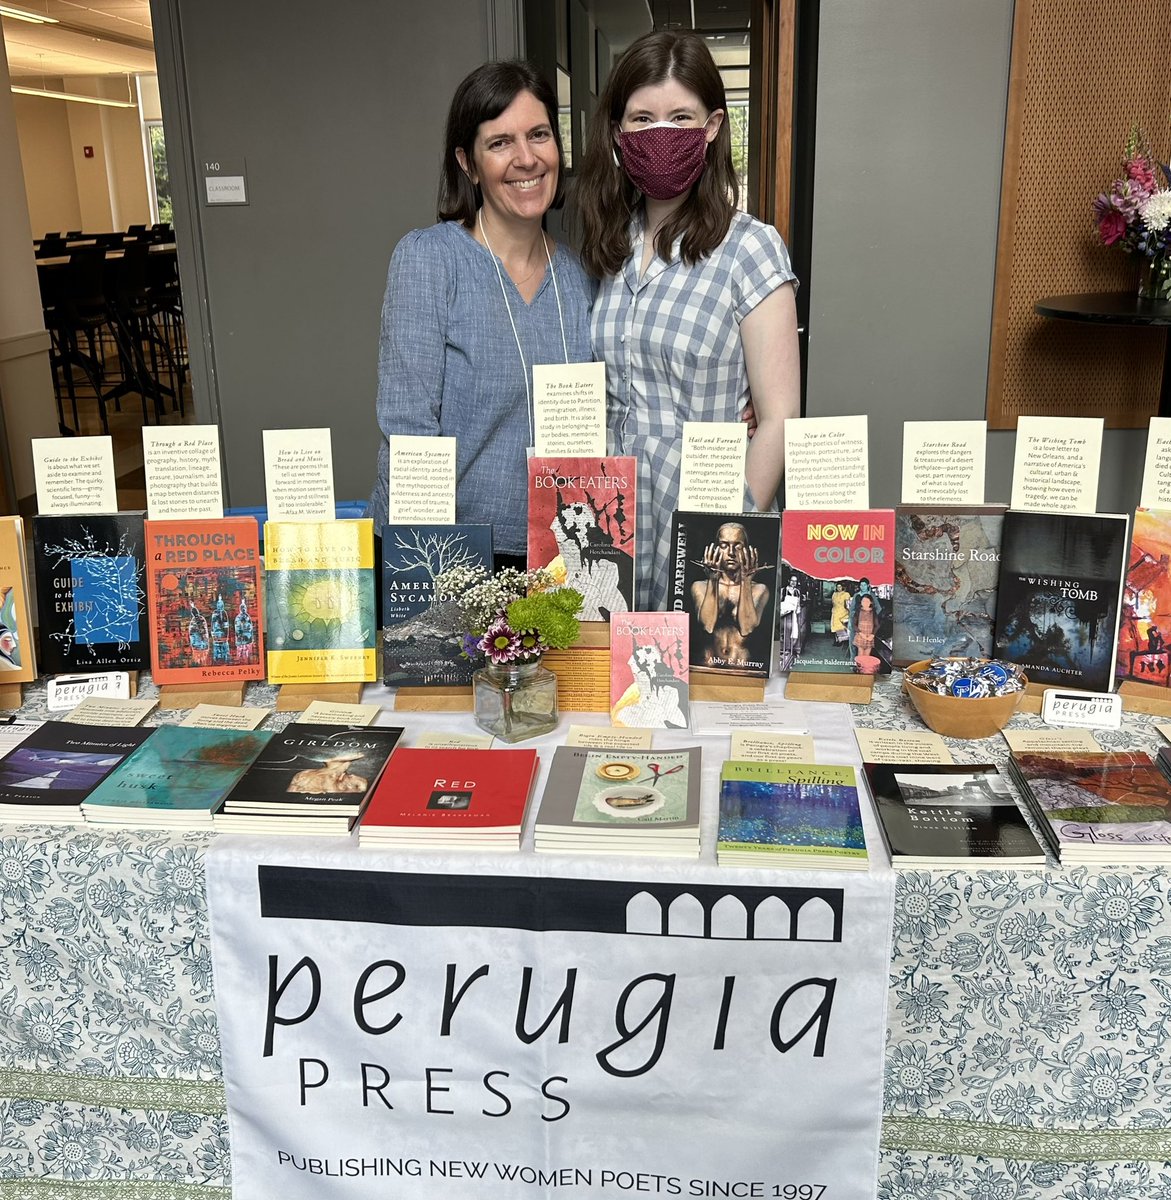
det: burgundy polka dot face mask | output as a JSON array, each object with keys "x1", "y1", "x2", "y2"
[{"x1": 616, "y1": 123, "x2": 711, "y2": 201}]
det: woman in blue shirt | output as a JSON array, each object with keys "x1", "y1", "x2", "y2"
[{"x1": 366, "y1": 62, "x2": 594, "y2": 563}]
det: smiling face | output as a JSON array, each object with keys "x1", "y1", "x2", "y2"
[{"x1": 457, "y1": 89, "x2": 559, "y2": 230}]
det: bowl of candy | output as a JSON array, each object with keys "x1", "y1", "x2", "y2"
[{"x1": 903, "y1": 657, "x2": 1027, "y2": 739}]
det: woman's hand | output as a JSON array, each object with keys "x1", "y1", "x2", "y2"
[{"x1": 740, "y1": 400, "x2": 758, "y2": 438}]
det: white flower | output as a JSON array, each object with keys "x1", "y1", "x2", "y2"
[{"x1": 1142, "y1": 190, "x2": 1171, "y2": 231}]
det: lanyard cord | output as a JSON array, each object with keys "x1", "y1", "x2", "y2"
[{"x1": 478, "y1": 208, "x2": 568, "y2": 447}]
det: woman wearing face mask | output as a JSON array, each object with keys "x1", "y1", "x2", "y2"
[
  {"x1": 366, "y1": 61, "x2": 594, "y2": 567},
  {"x1": 575, "y1": 31, "x2": 800, "y2": 610}
]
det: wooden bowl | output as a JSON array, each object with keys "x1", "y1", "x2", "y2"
[{"x1": 902, "y1": 658, "x2": 1025, "y2": 739}]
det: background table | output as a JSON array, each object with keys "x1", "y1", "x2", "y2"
[{"x1": 3, "y1": 673, "x2": 1171, "y2": 1197}]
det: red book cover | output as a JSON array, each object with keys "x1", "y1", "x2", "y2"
[
  {"x1": 527, "y1": 455, "x2": 636, "y2": 620},
  {"x1": 145, "y1": 517, "x2": 264, "y2": 684},
  {"x1": 361, "y1": 748, "x2": 539, "y2": 831},
  {"x1": 609, "y1": 611, "x2": 689, "y2": 729},
  {"x1": 780, "y1": 509, "x2": 895, "y2": 675}
]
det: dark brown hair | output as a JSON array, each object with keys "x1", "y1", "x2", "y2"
[
  {"x1": 573, "y1": 31, "x2": 736, "y2": 277},
  {"x1": 437, "y1": 60, "x2": 565, "y2": 226}
]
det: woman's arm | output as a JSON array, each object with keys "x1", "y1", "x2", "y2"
[{"x1": 740, "y1": 282, "x2": 800, "y2": 510}]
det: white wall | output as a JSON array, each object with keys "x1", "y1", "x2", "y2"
[{"x1": 12, "y1": 93, "x2": 82, "y2": 237}]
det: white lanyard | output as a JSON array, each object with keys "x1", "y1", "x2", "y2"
[{"x1": 478, "y1": 208, "x2": 569, "y2": 447}]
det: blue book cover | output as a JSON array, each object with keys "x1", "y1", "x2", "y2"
[
  {"x1": 381, "y1": 523, "x2": 493, "y2": 686},
  {"x1": 717, "y1": 762, "x2": 867, "y2": 864},
  {"x1": 81, "y1": 726, "x2": 271, "y2": 816}
]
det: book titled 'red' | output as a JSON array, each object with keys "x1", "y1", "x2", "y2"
[{"x1": 144, "y1": 517, "x2": 264, "y2": 684}]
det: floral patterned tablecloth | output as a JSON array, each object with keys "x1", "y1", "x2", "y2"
[{"x1": 3, "y1": 675, "x2": 1171, "y2": 1198}]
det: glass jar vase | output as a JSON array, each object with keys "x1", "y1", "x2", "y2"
[
  {"x1": 1138, "y1": 254, "x2": 1171, "y2": 303},
  {"x1": 472, "y1": 659, "x2": 559, "y2": 742}
]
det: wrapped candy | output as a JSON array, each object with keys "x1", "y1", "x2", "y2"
[{"x1": 904, "y1": 656, "x2": 1026, "y2": 699}]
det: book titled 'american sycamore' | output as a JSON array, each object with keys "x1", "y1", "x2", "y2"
[
  {"x1": 718, "y1": 761, "x2": 868, "y2": 870},
  {"x1": 145, "y1": 517, "x2": 264, "y2": 685},
  {"x1": 265, "y1": 519, "x2": 377, "y2": 684}
]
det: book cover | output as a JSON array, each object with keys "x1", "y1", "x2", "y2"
[
  {"x1": 1011, "y1": 750, "x2": 1171, "y2": 854},
  {"x1": 537, "y1": 746, "x2": 701, "y2": 835},
  {"x1": 144, "y1": 517, "x2": 264, "y2": 684},
  {"x1": 82, "y1": 726, "x2": 271, "y2": 816},
  {"x1": 609, "y1": 611, "x2": 689, "y2": 729},
  {"x1": 381, "y1": 523, "x2": 493, "y2": 687},
  {"x1": 993, "y1": 510, "x2": 1128, "y2": 691},
  {"x1": 718, "y1": 762, "x2": 867, "y2": 863},
  {"x1": 1117, "y1": 507, "x2": 1171, "y2": 688},
  {"x1": 0, "y1": 722, "x2": 153, "y2": 812},
  {"x1": 221, "y1": 723, "x2": 403, "y2": 815},
  {"x1": 666, "y1": 511, "x2": 780, "y2": 678},
  {"x1": 863, "y1": 761, "x2": 1045, "y2": 864},
  {"x1": 265, "y1": 519, "x2": 377, "y2": 684},
  {"x1": 526, "y1": 455, "x2": 636, "y2": 620},
  {"x1": 779, "y1": 509, "x2": 895, "y2": 674},
  {"x1": 361, "y1": 747, "x2": 538, "y2": 831},
  {"x1": 893, "y1": 505, "x2": 1005, "y2": 666},
  {"x1": 0, "y1": 516, "x2": 36, "y2": 683}
]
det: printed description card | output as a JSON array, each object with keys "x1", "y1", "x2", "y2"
[
  {"x1": 729, "y1": 730, "x2": 816, "y2": 763},
  {"x1": 901, "y1": 420, "x2": 986, "y2": 504},
  {"x1": 566, "y1": 724, "x2": 654, "y2": 750},
  {"x1": 32, "y1": 436, "x2": 118, "y2": 515},
  {"x1": 853, "y1": 727, "x2": 953, "y2": 765},
  {"x1": 783, "y1": 416, "x2": 869, "y2": 509},
  {"x1": 142, "y1": 425, "x2": 224, "y2": 519},
  {"x1": 64, "y1": 696, "x2": 156, "y2": 726},
  {"x1": 1140, "y1": 417, "x2": 1171, "y2": 509},
  {"x1": 678, "y1": 421, "x2": 747, "y2": 512},
  {"x1": 1010, "y1": 416, "x2": 1102, "y2": 512},
  {"x1": 533, "y1": 363, "x2": 606, "y2": 456},
  {"x1": 414, "y1": 731, "x2": 495, "y2": 750},
  {"x1": 180, "y1": 705, "x2": 270, "y2": 730},
  {"x1": 387, "y1": 435, "x2": 456, "y2": 523},
  {"x1": 263, "y1": 428, "x2": 335, "y2": 521},
  {"x1": 295, "y1": 700, "x2": 381, "y2": 726},
  {"x1": 1002, "y1": 727, "x2": 1101, "y2": 754}
]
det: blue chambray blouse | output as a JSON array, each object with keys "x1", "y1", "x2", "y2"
[
  {"x1": 592, "y1": 210, "x2": 797, "y2": 610},
  {"x1": 366, "y1": 220, "x2": 595, "y2": 555}
]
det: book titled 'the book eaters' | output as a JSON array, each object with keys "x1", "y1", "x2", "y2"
[
  {"x1": 33, "y1": 512, "x2": 146, "y2": 675},
  {"x1": 144, "y1": 516, "x2": 264, "y2": 685},
  {"x1": 666, "y1": 511, "x2": 780, "y2": 678},
  {"x1": 265, "y1": 519, "x2": 377, "y2": 684},
  {"x1": 609, "y1": 611, "x2": 689, "y2": 730},
  {"x1": 381, "y1": 523, "x2": 493, "y2": 688}
]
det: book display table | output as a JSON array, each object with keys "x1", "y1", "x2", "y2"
[{"x1": 2, "y1": 672, "x2": 1171, "y2": 1196}]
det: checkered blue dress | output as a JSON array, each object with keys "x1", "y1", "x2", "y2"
[{"x1": 591, "y1": 210, "x2": 797, "y2": 610}]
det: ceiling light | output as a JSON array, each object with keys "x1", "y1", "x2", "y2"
[
  {"x1": 10, "y1": 84, "x2": 135, "y2": 108},
  {"x1": 0, "y1": 4, "x2": 58, "y2": 23}
]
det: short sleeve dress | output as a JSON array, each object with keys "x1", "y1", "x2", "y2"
[{"x1": 591, "y1": 210, "x2": 797, "y2": 610}]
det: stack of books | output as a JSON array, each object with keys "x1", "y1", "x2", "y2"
[
  {"x1": 81, "y1": 726, "x2": 272, "y2": 829},
  {"x1": 863, "y1": 762, "x2": 1046, "y2": 869},
  {"x1": 717, "y1": 762, "x2": 868, "y2": 870},
  {"x1": 0, "y1": 723, "x2": 153, "y2": 825},
  {"x1": 213, "y1": 724, "x2": 404, "y2": 836},
  {"x1": 534, "y1": 747, "x2": 701, "y2": 858},
  {"x1": 358, "y1": 747, "x2": 538, "y2": 851},
  {"x1": 1008, "y1": 750, "x2": 1171, "y2": 865}
]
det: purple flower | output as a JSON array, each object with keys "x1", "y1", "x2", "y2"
[{"x1": 479, "y1": 617, "x2": 522, "y2": 664}]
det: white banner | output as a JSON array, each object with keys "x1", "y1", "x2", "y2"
[{"x1": 208, "y1": 840, "x2": 893, "y2": 1200}]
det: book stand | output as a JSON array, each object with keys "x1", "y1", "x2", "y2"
[
  {"x1": 1116, "y1": 680, "x2": 1171, "y2": 717},
  {"x1": 690, "y1": 670, "x2": 766, "y2": 703},
  {"x1": 783, "y1": 671, "x2": 875, "y2": 705},
  {"x1": 158, "y1": 681, "x2": 247, "y2": 710},
  {"x1": 393, "y1": 686, "x2": 473, "y2": 713},
  {"x1": 0, "y1": 682, "x2": 23, "y2": 711},
  {"x1": 276, "y1": 681, "x2": 365, "y2": 712}
]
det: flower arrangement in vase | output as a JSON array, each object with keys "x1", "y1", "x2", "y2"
[
  {"x1": 1093, "y1": 126, "x2": 1171, "y2": 302},
  {"x1": 433, "y1": 564, "x2": 583, "y2": 741}
]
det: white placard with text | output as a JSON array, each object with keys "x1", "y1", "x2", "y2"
[
  {"x1": 263, "y1": 428, "x2": 336, "y2": 521},
  {"x1": 142, "y1": 425, "x2": 225, "y2": 519},
  {"x1": 533, "y1": 363, "x2": 606, "y2": 456},
  {"x1": 1010, "y1": 416, "x2": 1102, "y2": 512},
  {"x1": 729, "y1": 729, "x2": 816, "y2": 763},
  {"x1": 388, "y1": 435, "x2": 456, "y2": 524},
  {"x1": 783, "y1": 415, "x2": 869, "y2": 509},
  {"x1": 31, "y1": 436, "x2": 118, "y2": 515},
  {"x1": 901, "y1": 420, "x2": 986, "y2": 504},
  {"x1": 677, "y1": 421, "x2": 747, "y2": 512},
  {"x1": 1140, "y1": 417, "x2": 1171, "y2": 510}
]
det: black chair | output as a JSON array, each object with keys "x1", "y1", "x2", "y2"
[
  {"x1": 146, "y1": 249, "x2": 187, "y2": 409},
  {"x1": 64, "y1": 230, "x2": 82, "y2": 238},
  {"x1": 43, "y1": 231, "x2": 61, "y2": 239},
  {"x1": 127, "y1": 224, "x2": 148, "y2": 236},
  {"x1": 35, "y1": 238, "x2": 67, "y2": 259},
  {"x1": 44, "y1": 248, "x2": 114, "y2": 432},
  {"x1": 107, "y1": 243, "x2": 177, "y2": 421}
]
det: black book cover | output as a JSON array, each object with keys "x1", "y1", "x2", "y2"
[
  {"x1": 221, "y1": 723, "x2": 403, "y2": 815},
  {"x1": 864, "y1": 762, "x2": 1046, "y2": 863},
  {"x1": 34, "y1": 512, "x2": 149, "y2": 673},
  {"x1": 0, "y1": 721, "x2": 154, "y2": 809},
  {"x1": 993, "y1": 510, "x2": 1128, "y2": 691},
  {"x1": 666, "y1": 511, "x2": 780, "y2": 678}
]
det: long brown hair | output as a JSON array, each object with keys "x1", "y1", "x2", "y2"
[{"x1": 573, "y1": 31, "x2": 737, "y2": 277}]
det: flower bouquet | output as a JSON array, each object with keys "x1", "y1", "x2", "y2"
[
  {"x1": 1093, "y1": 126, "x2": 1171, "y2": 301},
  {"x1": 433, "y1": 564, "x2": 583, "y2": 741}
]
